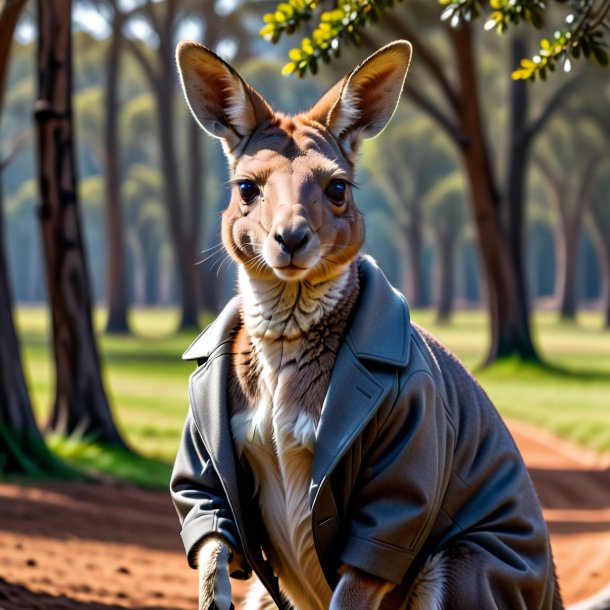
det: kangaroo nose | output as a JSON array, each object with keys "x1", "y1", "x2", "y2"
[{"x1": 275, "y1": 225, "x2": 310, "y2": 254}]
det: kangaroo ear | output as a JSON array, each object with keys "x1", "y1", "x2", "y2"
[
  {"x1": 176, "y1": 41, "x2": 274, "y2": 156},
  {"x1": 308, "y1": 40, "x2": 412, "y2": 157}
]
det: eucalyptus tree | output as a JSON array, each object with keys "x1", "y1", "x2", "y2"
[
  {"x1": 0, "y1": 0, "x2": 75, "y2": 475},
  {"x1": 35, "y1": 0, "x2": 125, "y2": 446},
  {"x1": 535, "y1": 115, "x2": 606, "y2": 320},
  {"x1": 122, "y1": 163, "x2": 172, "y2": 305},
  {"x1": 0, "y1": 0, "x2": 43, "y2": 475},
  {"x1": 588, "y1": 162, "x2": 610, "y2": 328},
  {"x1": 424, "y1": 171, "x2": 468, "y2": 323},
  {"x1": 362, "y1": 111, "x2": 457, "y2": 307},
  {"x1": 115, "y1": 0, "x2": 257, "y2": 328}
]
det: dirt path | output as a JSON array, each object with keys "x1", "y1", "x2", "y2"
[
  {"x1": 508, "y1": 419, "x2": 610, "y2": 606},
  {"x1": 0, "y1": 421, "x2": 609, "y2": 609}
]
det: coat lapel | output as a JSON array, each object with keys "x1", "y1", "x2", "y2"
[
  {"x1": 310, "y1": 344, "x2": 394, "y2": 493},
  {"x1": 310, "y1": 256, "x2": 412, "y2": 496},
  {"x1": 189, "y1": 354, "x2": 287, "y2": 607},
  {"x1": 188, "y1": 350, "x2": 243, "y2": 527}
]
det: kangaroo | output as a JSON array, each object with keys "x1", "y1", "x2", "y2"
[{"x1": 171, "y1": 40, "x2": 563, "y2": 610}]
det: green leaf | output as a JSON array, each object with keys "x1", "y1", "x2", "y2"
[
  {"x1": 281, "y1": 61, "x2": 297, "y2": 75},
  {"x1": 592, "y1": 44, "x2": 609, "y2": 67}
]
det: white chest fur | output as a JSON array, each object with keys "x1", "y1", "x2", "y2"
[
  {"x1": 229, "y1": 269, "x2": 353, "y2": 610},
  {"x1": 231, "y1": 342, "x2": 331, "y2": 610}
]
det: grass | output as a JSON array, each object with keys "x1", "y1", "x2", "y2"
[
  {"x1": 412, "y1": 310, "x2": 610, "y2": 453},
  {"x1": 12, "y1": 306, "x2": 610, "y2": 488}
]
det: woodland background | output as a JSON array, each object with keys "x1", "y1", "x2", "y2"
[
  {"x1": 0, "y1": 2, "x2": 610, "y2": 608},
  {"x1": 0, "y1": 0, "x2": 609, "y2": 495}
]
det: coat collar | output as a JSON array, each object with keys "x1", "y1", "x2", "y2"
[
  {"x1": 346, "y1": 255, "x2": 411, "y2": 368},
  {"x1": 184, "y1": 257, "x2": 412, "y2": 506},
  {"x1": 182, "y1": 256, "x2": 411, "y2": 368}
]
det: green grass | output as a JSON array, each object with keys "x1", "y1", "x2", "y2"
[
  {"x1": 13, "y1": 306, "x2": 610, "y2": 487},
  {"x1": 412, "y1": 310, "x2": 610, "y2": 453}
]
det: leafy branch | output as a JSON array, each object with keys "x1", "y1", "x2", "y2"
[
  {"x1": 441, "y1": 0, "x2": 610, "y2": 80},
  {"x1": 260, "y1": 0, "x2": 404, "y2": 76},
  {"x1": 261, "y1": 0, "x2": 610, "y2": 80}
]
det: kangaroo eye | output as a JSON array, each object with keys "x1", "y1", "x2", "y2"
[
  {"x1": 238, "y1": 181, "x2": 260, "y2": 204},
  {"x1": 325, "y1": 180, "x2": 347, "y2": 205}
]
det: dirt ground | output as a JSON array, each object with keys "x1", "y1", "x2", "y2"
[{"x1": 0, "y1": 420, "x2": 609, "y2": 610}]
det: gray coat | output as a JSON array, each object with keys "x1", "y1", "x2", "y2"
[{"x1": 171, "y1": 257, "x2": 560, "y2": 609}]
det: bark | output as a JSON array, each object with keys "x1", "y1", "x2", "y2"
[
  {"x1": 104, "y1": 8, "x2": 129, "y2": 334},
  {"x1": 0, "y1": 0, "x2": 80, "y2": 476},
  {"x1": 35, "y1": 0, "x2": 125, "y2": 446},
  {"x1": 394, "y1": 228, "x2": 411, "y2": 299},
  {"x1": 0, "y1": 172, "x2": 54, "y2": 475},
  {"x1": 0, "y1": 0, "x2": 27, "y2": 97},
  {"x1": 504, "y1": 35, "x2": 534, "y2": 338},
  {"x1": 189, "y1": 120, "x2": 218, "y2": 313},
  {"x1": 452, "y1": 24, "x2": 538, "y2": 363}
]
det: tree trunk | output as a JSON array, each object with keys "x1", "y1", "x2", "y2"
[
  {"x1": 452, "y1": 24, "x2": 538, "y2": 364},
  {"x1": 601, "y1": 243, "x2": 610, "y2": 329},
  {"x1": 154, "y1": 80, "x2": 200, "y2": 330},
  {"x1": 0, "y1": 0, "x2": 66, "y2": 476},
  {"x1": 0, "y1": 0, "x2": 27, "y2": 96},
  {"x1": 589, "y1": 212, "x2": 610, "y2": 328},
  {"x1": 0, "y1": 172, "x2": 55, "y2": 475},
  {"x1": 435, "y1": 232, "x2": 454, "y2": 324},
  {"x1": 557, "y1": 226, "x2": 579, "y2": 320},
  {"x1": 104, "y1": 9, "x2": 129, "y2": 334},
  {"x1": 504, "y1": 34, "x2": 536, "y2": 342},
  {"x1": 549, "y1": 161, "x2": 597, "y2": 321},
  {"x1": 35, "y1": 0, "x2": 125, "y2": 446},
  {"x1": 405, "y1": 209, "x2": 425, "y2": 308}
]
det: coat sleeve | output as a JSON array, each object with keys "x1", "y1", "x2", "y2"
[
  {"x1": 340, "y1": 370, "x2": 453, "y2": 585},
  {"x1": 170, "y1": 407, "x2": 248, "y2": 573}
]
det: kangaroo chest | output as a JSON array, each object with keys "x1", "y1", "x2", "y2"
[
  {"x1": 230, "y1": 336, "x2": 333, "y2": 610},
  {"x1": 229, "y1": 267, "x2": 358, "y2": 609}
]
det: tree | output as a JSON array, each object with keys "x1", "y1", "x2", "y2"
[
  {"x1": 0, "y1": 0, "x2": 72, "y2": 476},
  {"x1": 535, "y1": 116, "x2": 604, "y2": 320},
  {"x1": 263, "y1": 0, "x2": 585, "y2": 364},
  {"x1": 103, "y1": 1, "x2": 130, "y2": 333},
  {"x1": 117, "y1": 1, "x2": 229, "y2": 327},
  {"x1": 424, "y1": 171, "x2": 467, "y2": 323},
  {"x1": 362, "y1": 113, "x2": 457, "y2": 306},
  {"x1": 35, "y1": 0, "x2": 125, "y2": 445},
  {"x1": 588, "y1": 162, "x2": 610, "y2": 328}
]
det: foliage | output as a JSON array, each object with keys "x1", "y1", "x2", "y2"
[
  {"x1": 261, "y1": 0, "x2": 610, "y2": 80},
  {"x1": 260, "y1": 0, "x2": 405, "y2": 76}
]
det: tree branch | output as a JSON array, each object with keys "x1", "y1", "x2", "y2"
[
  {"x1": 382, "y1": 16, "x2": 462, "y2": 115},
  {"x1": 405, "y1": 84, "x2": 467, "y2": 147},
  {"x1": 123, "y1": 36, "x2": 158, "y2": 90},
  {"x1": 525, "y1": 74, "x2": 582, "y2": 144},
  {"x1": 141, "y1": 0, "x2": 162, "y2": 39},
  {"x1": 0, "y1": 130, "x2": 29, "y2": 174}
]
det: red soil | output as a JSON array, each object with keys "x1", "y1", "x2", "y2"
[{"x1": 0, "y1": 420, "x2": 608, "y2": 609}]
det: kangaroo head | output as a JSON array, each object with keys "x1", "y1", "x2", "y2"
[{"x1": 177, "y1": 41, "x2": 411, "y2": 285}]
